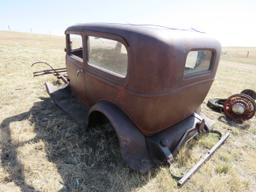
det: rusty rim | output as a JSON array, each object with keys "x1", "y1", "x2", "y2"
[{"x1": 223, "y1": 94, "x2": 256, "y2": 123}]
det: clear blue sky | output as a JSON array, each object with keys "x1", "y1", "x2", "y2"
[{"x1": 1, "y1": 0, "x2": 255, "y2": 46}]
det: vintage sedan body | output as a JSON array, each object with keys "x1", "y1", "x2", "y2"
[
  {"x1": 45, "y1": 23, "x2": 221, "y2": 172},
  {"x1": 65, "y1": 23, "x2": 220, "y2": 134}
]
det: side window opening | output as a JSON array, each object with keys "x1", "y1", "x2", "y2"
[
  {"x1": 184, "y1": 50, "x2": 212, "y2": 76},
  {"x1": 87, "y1": 36, "x2": 128, "y2": 78},
  {"x1": 68, "y1": 34, "x2": 83, "y2": 61}
]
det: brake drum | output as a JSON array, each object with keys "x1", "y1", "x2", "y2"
[{"x1": 223, "y1": 94, "x2": 256, "y2": 123}]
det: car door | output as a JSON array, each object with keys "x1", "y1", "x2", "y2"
[
  {"x1": 84, "y1": 35, "x2": 129, "y2": 104},
  {"x1": 66, "y1": 33, "x2": 87, "y2": 102}
]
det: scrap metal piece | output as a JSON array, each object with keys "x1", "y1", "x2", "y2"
[
  {"x1": 32, "y1": 61, "x2": 68, "y2": 83},
  {"x1": 223, "y1": 94, "x2": 256, "y2": 123},
  {"x1": 177, "y1": 132, "x2": 230, "y2": 186},
  {"x1": 207, "y1": 98, "x2": 226, "y2": 112},
  {"x1": 207, "y1": 90, "x2": 256, "y2": 123},
  {"x1": 172, "y1": 119, "x2": 207, "y2": 157},
  {"x1": 241, "y1": 89, "x2": 256, "y2": 100},
  {"x1": 33, "y1": 68, "x2": 67, "y2": 76}
]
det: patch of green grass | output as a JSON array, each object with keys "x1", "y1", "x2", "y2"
[
  {"x1": 215, "y1": 163, "x2": 231, "y2": 174},
  {"x1": 198, "y1": 133, "x2": 220, "y2": 149}
]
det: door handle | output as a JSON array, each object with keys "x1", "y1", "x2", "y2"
[{"x1": 76, "y1": 69, "x2": 84, "y2": 77}]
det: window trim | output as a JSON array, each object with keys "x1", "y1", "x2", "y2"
[
  {"x1": 87, "y1": 36, "x2": 128, "y2": 78},
  {"x1": 85, "y1": 32, "x2": 129, "y2": 85},
  {"x1": 183, "y1": 49, "x2": 215, "y2": 79},
  {"x1": 66, "y1": 33, "x2": 85, "y2": 62}
]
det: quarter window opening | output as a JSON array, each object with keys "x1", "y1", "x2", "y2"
[{"x1": 69, "y1": 34, "x2": 83, "y2": 61}]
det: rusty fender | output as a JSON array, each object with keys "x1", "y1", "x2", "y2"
[{"x1": 87, "y1": 101, "x2": 154, "y2": 173}]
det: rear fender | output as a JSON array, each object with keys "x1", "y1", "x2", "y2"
[{"x1": 88, "y1": 101, "x2": 154, "y2": 173}]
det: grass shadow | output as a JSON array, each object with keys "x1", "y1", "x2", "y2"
[
  {"x1": 0, "y1": 97, "x2": 152, "y2": 191},
  {"x1": 0, "y1": 112, "x2": 40, "y2": 192}
]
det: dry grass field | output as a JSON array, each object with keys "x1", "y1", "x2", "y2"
[
  {"x1": 222, "y1": 47, "x2": 256, "y2": 65},
  {"x1": 0, "y1": 31, "x2": 256, "y2": 192}
]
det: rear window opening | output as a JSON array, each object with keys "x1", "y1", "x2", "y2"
[{"x1": 184, "y1": 50, "x2": 212, "y2": 76}]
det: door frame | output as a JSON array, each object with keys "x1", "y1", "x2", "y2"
[{"x1": 65, "y1": 32, "x2": 88, "y2": 102}]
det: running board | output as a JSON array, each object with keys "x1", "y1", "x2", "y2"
[{"x1": 45, "y1": 82, "x2": 89, "y2": 126}]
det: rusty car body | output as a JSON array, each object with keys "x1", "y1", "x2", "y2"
[{"x1": 36, "y1": 23, "x2": 222, "y2": 174}]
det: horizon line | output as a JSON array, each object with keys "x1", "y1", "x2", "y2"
[{"x1": 1, "y1": 29, "x2": 255, "y2": 48}]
